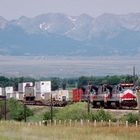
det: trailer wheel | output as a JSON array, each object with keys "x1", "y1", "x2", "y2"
[
  {"x1": 107, "y1": 102, "x2": 111, "y2": 109},
  {"x1": 101, "y1": 101, "x2": 104, "y2": 107},
  {"x1": 93, "y1": 102, "x2": 97, "y2": 108},
  {"x1": 116, "y1": 101, "x2": 121, "y2": 109}
]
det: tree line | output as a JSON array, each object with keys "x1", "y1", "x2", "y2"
[{"x1": 0, "y1": 75, "x2": 139, "y2": 91}]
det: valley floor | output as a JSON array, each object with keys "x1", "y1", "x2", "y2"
[{"x1": 0, "y1": 55, "x2": 140, "y2": 77}]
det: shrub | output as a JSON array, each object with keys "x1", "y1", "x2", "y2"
[
  {"x1": 54, "y1": 102, "x2": 92, "y2": 121},
  {"x1": 120, "y1": 113, "x2": 139, "y2": 124},
  {"x1": 43, "y1": 109, "x2": 58, "y2": 120},
  {"x1": 43, "y1": 103, "x2": 113, "y2": 122},
  {"x1": 7, "y1": 98, "x2": 33, "y2": 121},
  {"x1": 91, "y1": 109, "x2": 112, "y2": 121}
]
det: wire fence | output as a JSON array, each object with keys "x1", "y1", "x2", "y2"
[{"x1": 0, "y1": 119, "x2": 139, "y2": 128}]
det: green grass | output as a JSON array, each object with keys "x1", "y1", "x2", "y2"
[
  {"x1": 0, "y1": 122, "x2": 140, "y2": 140},
  {"x1": 54, "y1": 102, "x2": 90, "y2": 120},
  {"x1": 27, "y1": 106, "x2": 49, "y2": 122}
]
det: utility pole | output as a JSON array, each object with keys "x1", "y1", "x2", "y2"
[
  {"x1": 50, "y1": 93, "x2": 53, "y2": 124},
  {"x1": 24, "y1": 103, "x2": 27, "y2": 122},
  {"x1": 4, "y1": 96, "x2": 6, "y2": 120},
  {"x1": 137, "y1": 89, "x2": 140, "y2": 122},
  {"x1": 87, "y1": 95, "x2": 90, "y2": 114},
  {"x1": 133, "y1": 66, "x2": 136, "y2": 85},
  {"x1": 87, "y1": 83, "x2": 91, "y2": 114}
]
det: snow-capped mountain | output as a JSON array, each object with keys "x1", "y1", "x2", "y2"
[
  {"x1": 0, "y1": 13, "x2": 140, "y2": 56},
  {"x1": 0, "y1": 16, "x2": 8, "y2": 29}
]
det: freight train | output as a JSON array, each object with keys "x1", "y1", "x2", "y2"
[
  {"x1": 0, "y1": 81, "x2": 69, "y2": 107},
  {"x1": 23, "y1": 82, "x2": 138, "y2": 108},
  {"x1": 0, "y1": 81, "x2": 138, "y2": 108},
  {"x1": 72, "y1": 83, "x2": 138, "y2": 108}
]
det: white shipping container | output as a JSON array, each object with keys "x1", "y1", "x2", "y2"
[
  {"x1": 51, "y1": 90, "x2": 69, "y2": 101},
  {"x1": 41, "y1": 93, "x2": 51, "y2": 100},
  {"x1": 51, "y1": 91, "x2": 57, "y2": 99},
  {"x1": 6, "y1": 93, "x2": 13, "y2": 99},
  {"x1": 0, "y1": 87, "x2": 2, "y2": 95},
  {"x1": 12, "y1": 92, "x2": 17, "y2": 99},
  {"x1": 0, "y1": 87, "x2": 5, "y2": 96},
  {"x1": 18, "y1": 82, "x2": 33, "y2": 93},
  {"x1": 35, "y1": 81, "x2": 51, "y2": 93},
  {"x1": 16, "y1": 92, "x2": 19, "y2": 100},
  {"x1": 36, "y1": 93, "x2": 42, "y2": 100},
  {"x1": 5, "y1": 86, "x2": 14, "y2": 94},
  {"x1": 58, "y1": 90, "x2": 69, "y2": 101}
]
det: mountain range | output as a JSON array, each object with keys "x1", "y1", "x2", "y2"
[{"x1": 0, "y1": 13, "x2": 140, "y2": 56}]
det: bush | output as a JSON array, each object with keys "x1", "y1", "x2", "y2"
[
  {"x1": 43, "y1": 103, "x2": 113, "y2": 122},
  {"x1": 43, "y1": 109, "x2": 58, "y2": 120},
  {"x1": 53, "y1": 102, "x2": 92, "y2": 121},
  {"x1": 7, "y1": 98, "x2": 33, "y2": 121},
  {"x1": 120, "y1": 113, "x2": 139, "y2": 124},
  {"x1": 91, "y1": 109, "x2": 112, "y2": 121}
]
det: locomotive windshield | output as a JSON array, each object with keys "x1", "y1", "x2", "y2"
[{"x1": 118, "y1": 83, "x2": 135, "y2": 91}]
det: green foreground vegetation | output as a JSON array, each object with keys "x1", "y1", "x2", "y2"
[
  {"x1": 0, "y1": 100, "x2": 139, "y2": 124},
  {"x1": 43, "y1": 102, "x2": 139, "y2": 123},
  {"x1": 0, "y1": 101, "x2": 140, "y2": 140},
  {"x1": 0, "y1": 123, "x2": 140, "y2": 140},
  {"x1": 0, "y1": 99, "x2": 33, "y2": 121}
]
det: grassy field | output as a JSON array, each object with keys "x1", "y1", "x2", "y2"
[{"x1": 0, "y1": 122, "x2": 140, "y2": 140}]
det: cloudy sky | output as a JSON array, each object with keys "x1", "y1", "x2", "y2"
[{"x1": 0, "y1": 0, "x2": 140, "y2": 20}]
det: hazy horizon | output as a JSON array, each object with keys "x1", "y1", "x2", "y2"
[{"x1": 0, "y1": 56, "x2": 139, "y2": 78}]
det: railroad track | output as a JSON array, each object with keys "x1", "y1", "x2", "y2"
[{"x1": 19, "y1": 100, "x2": 68, "y2": 107}]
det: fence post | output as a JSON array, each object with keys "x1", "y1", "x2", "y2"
[
  {"x1": 109, "y1": 120, "x2": 111, "y2": 127},
  {"x1": 80, "y1": 119, "x2": 83, "y2": 126},
  {"x1": 75, "y1": 120, "x2": 77, "y2": 126},
  {"x1": 87, "y1": 120, "x2": 90, "y2": 126},
  {"x1": 137, "y1": 90, "x2": 140, "y2": 122},
  {"x1": 54, "y1": 120, "x2": 56, "y2": 126},
  {"x1": 136, "y1": 121, "x2": 138, "y2": 127},
  {"x1": 49, "y1": 120, "x2": 52, "y2": 125},
  {"x1": 64, "y1": 120, "x2": 66, "y2": 126},
  {"x1": 69, "y1": 119, "x2": 72, "y2": 127},
  {"x1": 39, "y1": 121, "x2": 42, "y2": 126},
  {"x1": 101, "y1": 120, "x2": 103, "y2": 126},
  {"x1": 125, "y1": 121, "x2": 128, "y2": 128},
  {"x1": 59, "y1": 120, "x2": 61, "y2": 125},
  {"x1": 94, "y1": 120, "x2": 97, "y2": 127},
  {"x1": 117, "y1": 120, "x2": 119, "y2": 127}
]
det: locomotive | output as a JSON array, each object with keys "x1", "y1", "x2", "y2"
[{"x1": 72, "y1": 83, "x2": 138, "y2": 108}]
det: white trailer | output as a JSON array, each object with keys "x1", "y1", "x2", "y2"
[
  {"x1": 0, "y1": 87, "x2": 5, "y2": 96},
  {"x1": 51, "y1": 90, "x2": 69, "y2": 101},
  {"x1": 18, "y1": 82, "x2": 33, "y2": 93},
  {"x1": 35, "y1": 81, "x2": 51, "y2": 94},
  {"x1": 5, "y1": 86, "x2": 14, "y2": 99}
]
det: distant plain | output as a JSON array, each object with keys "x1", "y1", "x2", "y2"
[{"x1": 0, "y1": 55, "x2": 140, "y2": 77}]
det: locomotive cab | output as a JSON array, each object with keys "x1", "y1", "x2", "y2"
[
  {"x1": 116, "y1": 83, "x2": 137, "y2": 108},
  {"x1": 92, "y1": 84, "x2": 112, "y2": 107}
]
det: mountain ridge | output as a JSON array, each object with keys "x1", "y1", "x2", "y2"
[{"x1": 0, "y1": 13, "x2": 140, "y2": 56}]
